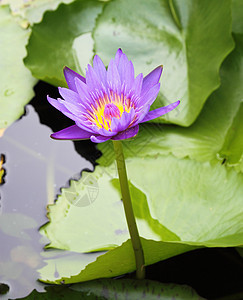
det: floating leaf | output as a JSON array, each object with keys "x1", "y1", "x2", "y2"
[
  {"x1": 218, "y1": 102, "x2": 243, "y2": 168},
  {"x1": 0, "y1": 0, "x2": 76, "y2": 27},
  {"x1": 232, "y1": 0, "x2": 243, "y2": 34},
  {"x1": 39, "y1": 250, "x2": 101, "y2": 286},
  {"x1": 98, "y1": 34, "x2": 243, "y2": 171},
  {"x1": 24, "y1": 0, "x2": 104, "y2": 87},
  {"x1": 0, "y1": 6, "x2": 37, "y2": 129},
  {"x1": 15, "y1": 279, "x2": 204, "y2": 299},
  {"x1": 40, "y1": 167, "x2": 179, "y2": 253},
  {"x1": 71, "y1": 279, "x2": 205, "y2": 300},
  {"x1": 40, "y1": 239, "x2": 196, "y2": 284},
  {"x1": 93, "y1": 0, "x2": 234, "y2": 126},
  {"x1": 41, "y1": 156, "x2": 243, "y2": 250},
  {"x1": 40, "y1": 153, "x2": 243, "y2": 283}
]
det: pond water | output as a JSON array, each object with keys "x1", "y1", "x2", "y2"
[{"x1": 0, "y1": 82, "x2": 101, "y2": 299}]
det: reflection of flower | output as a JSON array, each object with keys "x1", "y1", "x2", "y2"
[{"x1": 47, "y1": 49, "x2": 180, "y2": 143}]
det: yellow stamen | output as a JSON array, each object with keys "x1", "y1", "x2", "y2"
[{"x1": 87, "y1": 92, "x2": 133, "y2": 131}]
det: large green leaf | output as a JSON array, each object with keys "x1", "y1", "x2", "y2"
[
  {"x1": 16, "y1": 279, "x2": 204, "y2": 299},
  {"x1": 40, "y1": 239, "x2": 196, "y2": 284},
  {"x1": 0, "y1": 0, "x2": 76, "y2": 27},
  {"x1": 41, "y1": 156, "x2": 243, "y2": 250},
  {"x1": 232, "y1": 0, "x2": 243, "y2": 34},
  {"x1": 0, "y1": 6, "x2": 37, "y2": 129},
  {"x1": 40, "y1": 167, "x2": 179, "y2": 253},
  {"x1": 98, "y1": 34, "x2": 243, "y2": 171},
  {"x1": 24, "y1": 0, "x2": 104, "y2": 87},
  {"x1": 39, "y1": 154, "x2": 243, "y2": 283},
  {"x1": 93, "y1": 0, "x2": 234, "y2": 126},
  {"x1": 71, "y1": 279, "x2": 205, "y2": 300},
  {"x1": 39, "y1": 250, "x2": 101, "y2": 285}
]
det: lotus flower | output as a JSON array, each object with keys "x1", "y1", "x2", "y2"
[{"x1": 47, "y1": 49, "x2": 180, "y2": 143}]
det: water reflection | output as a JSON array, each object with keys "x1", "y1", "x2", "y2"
[{"x1": 0, "y1": 87, "x2": 95, "y2": 299}]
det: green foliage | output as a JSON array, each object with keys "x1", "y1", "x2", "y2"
[
  {"x1": 71, "y1": 279, "x2": 205, "y2": 299},
  {"x1": 40, "y1": 238, "x2": 196, "y2": 284},
  {"x1": 98, "y1": 34, "x2": 243, "y2": 171},
  {"x1": 0, "y1": 6, "x2": 37, "y2": 129},
  {"x1": 24, "y1": 0, "x2": 104, "y2": 87},
  {"x1": 1, "y1": 0, "x2": 76, "y2": 27},
  {"x1": 39, "y1": 153, "x2": 243, "y2": 283},
  {"x1": 93, "y1": 0, "x2": 234, "y2": 126},
  {"x1": 16, "y1": 279, "x2": 204, "y2": 299},
  {"x1": 25, "y1": 0, "x2": 234, "y2": 126}
]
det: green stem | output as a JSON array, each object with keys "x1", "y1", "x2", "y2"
[{"x1": 113, "y1": 140, "x2": 145, "y2": 279}]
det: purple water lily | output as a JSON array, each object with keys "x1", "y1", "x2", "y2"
[{"x1": 47, "y1": 49, "x2": 180, "y2": 143}]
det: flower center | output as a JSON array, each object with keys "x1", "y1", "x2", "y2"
[
  {"x1": 103, "y1": 103, "x2": 121, "y2": 121},
  {"x1": 87, "y1": 92, "x2": 133, "y2": 131}
]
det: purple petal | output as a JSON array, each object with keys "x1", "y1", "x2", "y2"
[
  {"x1": 86, "y1": 64, "x2": 105, "y2": 94},
  {"x1": 110, "y1": 108, "x2": 135, "y2": 133},
  {"x1": 58, "y1": 87, "x2": 81, "y2": 106},
  {"x1": 107, "y1": 59, "x2": 121, "y2": 94},
  {"x1": 74, "y1": 119, "x2": 98, "y2": 134},
  {"x1": 64, "y1": 67, "x2": 85, "y2": 93},
  {"x1": 60, "y1": 99, "x2": 84, "y2": 116},
  {"x1": 133, "y1": 104, "x2": 150, "y2": 125},
  {"x1": 133, "y1": 73, "x2": 143, "y2": 96},
  {"x1": 141, "y1": 100, "x2": 180, "y2": 123},
  {"x1": 74, "y1": 77, "x2": 93, "y2": 108},
  {"x1": 141, "y1": 65, "x2": 163, "y2": 95},
  {"x1": 47, "y1": 96, "x2": 77, "y2": 121},
  {"x1": 112, "y1": 125, "x2": 139, "y2": 140},
  {"x1": 93, "y1": 55, "x2": 107, "y2": 87},
  {"x1": 90, "y1": 135, "x2": 111, "y2": 143},
  {"x1": 117, "y1": 54, "x2": 134, "y2": 92},
  {"x1": 138, "y1": 83, "x2": 160, "y2": 108},
  {"x1": 95, "y1": 127, "x2": 117, "y2": 137},
  {"x1": 51, "y1": 125, "x2": 93, "y2": 140},
  {"x1": 115, "y1": 48, "x2": 123, "y2": 66},
  {"x1": 124, "y1": 61, "x2": 135, "y2": 92}
]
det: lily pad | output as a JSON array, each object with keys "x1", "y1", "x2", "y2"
[
  {"x1": 98, "y1": 34, "x2": 243, "y2": 171},
  {"x1": 16, "y1": 279, "x2": 204, "y2": 299},
  {"x1": 39, "y1": 153, "x2": 243, "y2": 283},
  {"x1": 0, "y1": 0, "x2": 76, "y2": 27},
  {"x1": 40, "y1": 167, "x2": 179, "y2": 253},
  {"x1": 71, "y1": 279, "x2": 205, "y2": 300},
  {"x1": 232, "y1": 0, "x2": 243, "y2": 34},
  {"x1": 40, "y1": 238, "x2": 196, "y2": 284},
  {"x1": 24, "y1": 0, "x2": 104, "y2": 87},
  {"x1": 93, "y1": 0, "x2": 234, "y2": 126},
  {"x1": 0, "y1": 6, "x2": 37, "y2": 129},
  {"x1": 39, "y1": 250, "x2": 101, "y2": 285}
]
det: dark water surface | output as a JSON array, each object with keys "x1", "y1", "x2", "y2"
[{"x1": 0, "y1": 82, "x2": 99, "y2": 299}]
